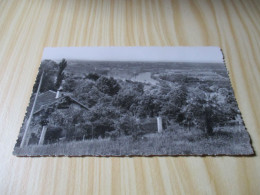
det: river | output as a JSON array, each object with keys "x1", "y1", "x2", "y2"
[{"x1": 130, "y1": 72, "x2": 158, "y2": 85}]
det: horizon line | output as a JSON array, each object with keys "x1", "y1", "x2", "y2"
[{"x1": 42, "y1": 58, "x2": 224, "y2": 64}]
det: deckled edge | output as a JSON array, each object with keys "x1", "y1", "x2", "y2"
[
  {"x1": 220, "y1": 47, "x2": 255, "y2": 156},
  {"x1": 12, "y1": 55, "x2": 44, "y2": 156},
  {"x1": 13, "y1": 47, "x2": 256, "y2": 157}
]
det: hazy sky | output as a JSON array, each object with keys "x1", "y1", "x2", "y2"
[{"x1": 42, "y1": 47, "x2": 223, "y2": 63}]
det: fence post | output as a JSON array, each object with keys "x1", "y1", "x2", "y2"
[
  {"x1": 39, "y1": 125, "x2": 48, "y2": 145},
  {"x1": 157, "y1": 116, "x2": 163, "y2": 133}
]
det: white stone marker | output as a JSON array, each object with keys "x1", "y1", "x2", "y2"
[
  {"x1": 39, "y1": 126, "x2": 48, "y2": 145},
  {"x1": 157, "y1": 117, "x2": 163, "y2": 133}
]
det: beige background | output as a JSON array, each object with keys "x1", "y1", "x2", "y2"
[{"x1": 0, "y1": 0, "x2": 260, "y2": 194}]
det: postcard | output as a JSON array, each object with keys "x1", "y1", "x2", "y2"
[{"x1": 13, "y1": 47, "x2": 254, "y2": 156}]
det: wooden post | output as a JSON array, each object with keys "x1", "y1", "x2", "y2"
[
  {"x1": 39, "y1": 125, "x2": 48, "y2": 145},
  {"x1": 20, "y1": 71, "x2": 44, "y2": 147},
  {"x1": 157, "y1": 117, "x2": 163, "y2": 133},
  {"x1": 55, "y1": 90, "x2": 60, "y2": 99}
]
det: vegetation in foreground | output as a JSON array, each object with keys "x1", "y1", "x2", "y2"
[{"x1": 14, "y1": 125, "x2": 253, "y2": 156}]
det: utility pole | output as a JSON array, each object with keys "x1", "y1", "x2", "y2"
[{"x1": 20, "y1": 71, "x2": 44, "y2": 147}]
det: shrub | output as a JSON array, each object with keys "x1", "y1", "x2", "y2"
[
  {"x1": 96, "y1": 76, "x2": 120, "y2": 96},
  {"x1": 85, "y1": 73, "x2": 100, "y2": 81}
]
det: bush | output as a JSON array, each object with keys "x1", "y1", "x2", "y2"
[
  {"x1": 85, "y1": 73, "x2": 100, "y2": 81},
  {"x1": 114, "y1": 115, "x2": 137, "y2": 135},
  {"x1": 96, "y1": 76, "x2": 120, "y2": 96}
]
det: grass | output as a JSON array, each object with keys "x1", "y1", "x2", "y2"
[{"x1": 13, "y1": 126, "x2": 254, "y2": 156}]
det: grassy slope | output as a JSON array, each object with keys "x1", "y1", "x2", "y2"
[{"x1": 14, "y1": 126, "x2": 254, "y2": 156}]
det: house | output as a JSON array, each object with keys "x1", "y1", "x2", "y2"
[
  {"x1": 20, "y1": 88, "x2": 89, "y2": 146},
  {"x1": 26, "y1": 90, "x2": 57, "y2": 114},
  {"x1": 27, "y1": 88, "x2": 88, "y2": 114}
]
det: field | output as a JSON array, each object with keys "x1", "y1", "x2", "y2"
[{"x1": 66, "y1": 60, "x2": 227, "y2": 79}]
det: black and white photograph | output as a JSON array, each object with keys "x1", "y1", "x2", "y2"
[{"x1": 13, "y1": 47, "x2": 254, "y2": 156}]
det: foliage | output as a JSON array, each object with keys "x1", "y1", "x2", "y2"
[
  {"x1": 44, "y1": 127, "x2": 63, "y2": 144},
  {"x1": 84, "y1": 73, "x2": 100, "y2": 81},
  {"x1": 62, "y1": 75, "x2": 80, "y2": 92},
  {"x1": 96, "y1": 76, "x2": 120, "y2": 96},
  {"x1": 113, "y1": 85, "x2": 142, "y2": 111},
  {"x1": 75, "y1": 84, "x2": 103, "y2": 107},
  {"x1": 114, "y1": 115, "x2": 137, "y2": 136},
  {"x1": 85, "y1": 104, "x2": 120, "y2": 138},
  {"x1": 33, "y1": 59, "x2": 68, "y2": 93},
  {"x1": 182, "y1": 88, "x2": 234, "y2": 134},
  {"x1": 159, "y1": 74, "x2": 200, "y2": 84},
  {"x1": 33, "y1": 60, "x2": 58, "y2": 93},
  {"x1": 48, "y1": 107, "x2": 88, "y2": 141},
  {"x1": 55, "y1": 59, "x2": 67, "y2": 89},
  {"x1": 160, "y1": 84, "x2": 188, "y2": 120},
  {"x1": 30, "y1": 60, "x2": 244, "y2": 143},
  {"x1": 137, "y1": 94, "x2": 161, "y2": 118}
]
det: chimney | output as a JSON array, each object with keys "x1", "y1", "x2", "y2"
[{"x1": 56, "y1": 86, "x2": 63, "y2": 99}]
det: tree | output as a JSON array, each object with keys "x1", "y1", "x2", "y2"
[
  {"x1": 33, "y1": 60, "x2": 58, "y2": 93},
  {"x1": 173, "y1": 85, "x2": 188, "y2": 108},
  {"x1": 86, "y1": 104, "x2": 120, "y2": 138},
  {"x1": 114, "y1": 115, "x2": 136, "y2": 135},
  {"x1": 48, "y1": 106, "x2": 89, "y2": 141},
  {"x1": 113, "y1": 87, "x2": 140, "y2": 111},
  {"x1": 112, "y1": 115, "x2": 144, "y2": 141},
  {"x1": 84, "y1": 73, "x2": 100, "y2": 81},
  {"x1": 184, "y1": 88, "x2": 228, "y2": 135},
  {"x1": 63, "y1": 76, "x2": 80, "y2": 92},
  {"x1": 55, "y1": 59, "x2": 67, "y2": 89},
  {"x1": 96, "y1": 76, "x2": 120, "y2": 96},
  {"x1": 137, "y1": 95, "x2": 161, "y2": 118},
  {"x1": 74, "y1": 82, "x2": 103, "y2": 107},
  {"x1": 160, "y1": 84, "x2": 188, "y2": 121},
  {"x1": 33, "y1": 59, "x2": 67, "y2": 93}
]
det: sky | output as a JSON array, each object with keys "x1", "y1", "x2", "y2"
[{"x1": 41, "y1": 46, "x2": 224, "y2": 63}]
